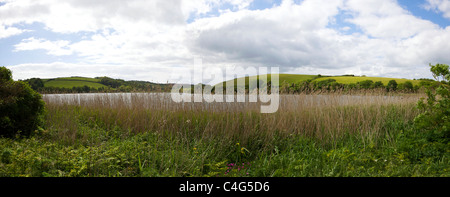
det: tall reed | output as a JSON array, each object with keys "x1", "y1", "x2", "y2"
[{"x1": 43, "y1": 92, "x2": 422, "y2": 148}]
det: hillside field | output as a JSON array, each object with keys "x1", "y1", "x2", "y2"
[
  {"x1": 215, "y1": 74, "x2": 424, "y2": 89},
  {"x1": 44, "y1": 77, "x2": 107, "y2": 89}
]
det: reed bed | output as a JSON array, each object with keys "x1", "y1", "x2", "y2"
[{"x1": 43, "y1": 92, "x2": 422, "y2": 148}]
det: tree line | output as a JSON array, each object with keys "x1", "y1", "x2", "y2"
[
  {"x1": 279, "y1": 77, "x2": 440, "y2": 94},
  {"x1": 21, "y1": 75, "x2": 441, "y2": 94},
  {"x1": 22, "y1": 77, "x2": 174, "y2": 94}
]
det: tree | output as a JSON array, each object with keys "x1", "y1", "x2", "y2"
[
  {"x1": 24, "y1": 78, "x2": 44, "y2": 91},
  {"x1": 0, "y1": 67, "x2": 12, "y2": 81},
  {"x1": 415, "y1": 63, "x2": 449, "y2": 143},
  {"x1": 357, "y1": 80, "x2": 374, "y2": 89},
  {"x1": 403, "y1": 81, "x2": 414, "y2": 91},
  {"x1": 99, "y1": 77, "x2": 122, "y2": 88},
  {"x1": 0, "y1": 67, "x2": 46, "y2": 137},
  {"x1": 386, "y1": 80, "x2": 398, "y2": 91},
  {"x1": 373, "y1": 81, "x2": 384, "y2": 88}
]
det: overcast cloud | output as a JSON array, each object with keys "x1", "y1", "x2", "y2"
[{"x1": 1, "y1": 0, "x2": 450, "y2": 83}]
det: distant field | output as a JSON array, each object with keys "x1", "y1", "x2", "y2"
[
  {"x1": 315, "y1": 76, "x2": 421, "y2": 86},
  {"x1": 216, "y1": 74, "x2": 422, "y2": 88},
  {"x1": 55, "y1": 77, "x2": 101, "y2": 82},
  {"x1": 43, "y1": 77, "x2": 107, "y2": 89},
  {"x1": 215, "y1": 74, "x2": 317, "y2": 88}
]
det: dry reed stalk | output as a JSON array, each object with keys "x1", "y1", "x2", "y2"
[{"x1": 42, "y1": 92, "x2": 422, "y2": 145}]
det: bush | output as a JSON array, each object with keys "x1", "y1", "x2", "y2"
[
  {"x1": 0, "y1": 67, "x2": 46, "y2": 137},
  {"x1": 24, "y1": 78, "x2": 44, "y2": 91},
  {"x1": 357, "y1": 80, "x2": 374, "y2": 89},
  {"x1": 386, "y1": 80, "x2": 398, "y2": 92},
  {"x1": 373, "y1": 81, "x2": 384, "y2": 88},
  {"x1": 414, "y1": 63, "x2": 449, "y2": 144}
]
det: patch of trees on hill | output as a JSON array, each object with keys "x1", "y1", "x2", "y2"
[
  {"x1": 22, "y1": 75, "x2": 441, "y2": 94},
  {"x1": 22, "y1": 77, "x2": 174, "y2": 94},
  {"x1": 279, "y1": 78, "x2": 439, "y2": 94}
]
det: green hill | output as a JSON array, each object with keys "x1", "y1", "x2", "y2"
[
  {"x1": 214, "y1": 74, "x2": 430, "y2": 92},
  {"x1": 216, "y1": 74, "x2": 422, "y2": 86},
  {"x1": 44, "y1": 77, "x2": 107, "y2": 89},
  {"x1": 24, "y1": 76, "x2": 174, "y2": 93},
  {"x1": 215, "y1": 74, "x2": 317, "y2": 89},
  {"x1": 314, "y1": 76, "x2": 421, "y2": 86}
]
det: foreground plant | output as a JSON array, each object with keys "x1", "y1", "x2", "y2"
[
  {"x1": 415, "y1": 63, "x2": 450, "y2": 143},
  {"x1": 0, "y1": 67, "x2": 46, "y2": 137}
]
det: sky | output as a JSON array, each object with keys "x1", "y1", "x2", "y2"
[{"x1": 1, "y1": 0, "x2": 450, "y2": 84}]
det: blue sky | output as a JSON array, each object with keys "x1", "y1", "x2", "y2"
[{"x1": 1, "y1": 0, "x2": 450, "y2": 82}]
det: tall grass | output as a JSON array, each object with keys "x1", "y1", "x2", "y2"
[
  {"x1": 43, "y1": 92, "x2": 421, "y2": 149},
  {"x1": 4, "y1": 92, "x2": 441, "y2": 177}
]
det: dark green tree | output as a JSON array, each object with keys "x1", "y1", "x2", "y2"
[
  {"x1": 0, "y1": 67, "x2": 46, "y2": 137},
  {"x1": 24, "y1": 78, "x2": 44, "y2": 91},
  {"x1": 386, "y1": 80, "x2": 398, "y2": 91},
  {"x1": 373, "y1": 81, "x2": 384, "y2": 88},
  {"x1": 403, "y1": 81, "x2": 414, "y2": 91},
  {"x1": 357, "y1": 80, "x2": 374, "y2": 89}
]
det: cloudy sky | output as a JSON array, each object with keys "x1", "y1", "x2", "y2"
[{"x1": 1, "y1": 0, "x2": 450, "y2": 84}]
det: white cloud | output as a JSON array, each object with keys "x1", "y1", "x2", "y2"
[
  {"x1": 13, "y1": 37, "x2": 72, "y2": 56},
  {"x1": 424, "y1": 0, "x2": 450, "y2": 19},
  {"x1": 6, "y1": 62, "x2": 186, "y2": 83},
  {"x1": 0, "y1": 25, "x2": 27, "y2": 38},
  {"x1": 344, "y1": 0, "x2": 438, "y2": 39},
  {"x1": 3, "y1": 0, "x2": 450, "y2": 82}
]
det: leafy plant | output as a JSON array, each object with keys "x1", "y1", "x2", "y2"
[
  {"x1": 0, "y1": 67, "x2": 46, "y2": 137},
  {"x1": 386, "y1": 80, "x2": 398, "y2": 92},
  {"x1": 414, "y1": 63, "x2": 450, "y2": 143}
]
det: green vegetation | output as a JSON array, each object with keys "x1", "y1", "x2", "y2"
[
  {"x1": 44, "y1": 80, "x2": 107, "y2": 89},
  {"x1": 217, "y1": 74, "x2": 432, "y2": 94},
  {"x1": 415, "y1": 63, "x2": 449, "y2": 144},
  {"x1": 23, "y1": 76, "x2": 173, "y2": 94},
  {"x1": 214, "y1": 74, "x2": 317, "y2": 92},
  {"x1": 1, "y1": 65, "x2": 448, "y2": 177},
  {"x1": 0, "y1": 67, "x2": 46, "y2": 137},
  {"x1": 315, "y1": 76, "x2": 421, "y2": 86},
  {"x1": 0, "y1": 100, "x2": 448, "y2": 177}
]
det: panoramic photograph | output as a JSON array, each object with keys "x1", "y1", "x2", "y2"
[{"x1": 0, "y1": 0, "x2": 449, "y2": 192}]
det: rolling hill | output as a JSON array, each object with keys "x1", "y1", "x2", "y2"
[
  {"x1": 43, "y1": 77, "x2": 107, "y2": 89},
  {"x1": 24, "y1": 76, "x2": 173, "y2": 93},
  {"x1": 214, "y1": 74, "x2": 318, "y2": 89},
  {"x1": 214, "y1": 74, "x2": 428, "y2": 90},
  {"x1": 314, "y1": 76, "x2": 421, "y2": 86}
]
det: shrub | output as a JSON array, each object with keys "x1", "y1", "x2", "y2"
[
  {"x1": 357, "y1": 80, "x2": 374, "y2": 89},
  {"x1": 24, "y1": 78, "x2": 44, "y2": 91},
  {"x1": 373, "y1": 81, "x2": 384, "y2": 88},
  {"x1": 414, "y1": 63, "x2": 449, "y2": 143},
  {"x1": 386, "y1": 80, "x2": 398, "y2": 92},
  {"x1": 0, "y1": 67, "x2": 46, "y2": 137},
  {"x1": 403, "y1": 81, "x2": 413, "y2": 91}
]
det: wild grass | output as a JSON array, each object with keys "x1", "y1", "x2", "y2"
[
  {"x1": 42, "y1": 92, "x2": 421, "y2": 146},
  {"x1": 1, "y1": 92, "x2": 448, "y2": 177}
]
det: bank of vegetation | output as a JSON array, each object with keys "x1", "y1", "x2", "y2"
[{"x1": 0, "y1": 64, "x2": 448, "y2": 177}]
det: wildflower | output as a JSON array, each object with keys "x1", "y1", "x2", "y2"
[
  {"x1": 236, "y1": 142, "x2": 240, "y2": 146},
  {"x1": 186, "y1": 119, "x2": 191, "y2": 123}
]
